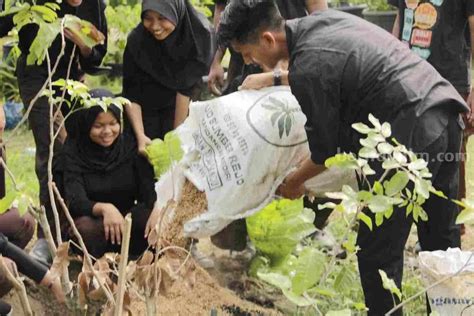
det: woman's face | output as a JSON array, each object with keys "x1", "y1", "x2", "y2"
[
  {"x1": 89, "y1": 111, "x2": 120, "y2": 147},
  {"x1": 66, "y1": 0, "x2": 82, "y2": 7},
  {"x1": 143, "y1": 10, "x2": 176, "y2": 41}
]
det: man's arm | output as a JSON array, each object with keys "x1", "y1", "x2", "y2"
[
  {"x1": 305, "y1": 0, "x2": 328, "y2": 14},
  {"x1": 278, "y1": 157, "x2": 326, "y2": 199},
  {"x1": 208, "y1": 2, "x2": 227, "y2": 95}
]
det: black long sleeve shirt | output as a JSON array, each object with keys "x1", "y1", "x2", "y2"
[
  {"x1": 0, "y1": 0, "x2": 107, "y2": 82},
  {"x1": 64, "y1": 154, "x2": 157, "y2": 219},
  {"x1": 286, "y1": 10, "x2": 468, "y2": 165}
]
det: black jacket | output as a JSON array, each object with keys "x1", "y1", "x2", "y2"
[
  {"x1": 1, "y1": 0, "x2": 107, "y2": 83},
  {"x1": 286, "y1": 10, "x2": 468, "y2": 164}
]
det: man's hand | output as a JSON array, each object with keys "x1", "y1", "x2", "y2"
[
  {"x1": 137, "y1": 134, "x2": 152, "y2": 156},
  {"x1": 208, "y1": 61, "x2": 225, "y2": 96},
  {"x1": 277, "y1": 172, "x2": 306, "y2": 200},
  {"x1": 239, "y1": 72, "x2": 273, "y2": 91},
  {"x1": 101, "y1": 203, "x2": 125, "y2": 245}
]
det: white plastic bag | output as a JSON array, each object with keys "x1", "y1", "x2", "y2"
[
  {"x1": 419, "y1": 248, "x2": 474, "y2": 315},
  {"x1": 155, "y1": 87, "x2": 356, "y2": 238}
]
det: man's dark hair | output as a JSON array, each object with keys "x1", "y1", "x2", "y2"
[{"x1": 217, "y1": 0, "x2": 284, "y2": 48}]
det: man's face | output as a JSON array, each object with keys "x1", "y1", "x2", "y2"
[{"x1": 231, "y1": 35, "x2": 281, "y2": 70}]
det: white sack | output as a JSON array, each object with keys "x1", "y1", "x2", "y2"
[
  {"x1": 419, "y1": 248, "x2": 474, "y2": 315},
  {"x1": 155, "y1": 87, "x2": 356, "y2": 238}
]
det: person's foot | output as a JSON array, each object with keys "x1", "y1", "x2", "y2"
[{"x1": 30, "y1": 238, "x2": 53, "y2": 267}]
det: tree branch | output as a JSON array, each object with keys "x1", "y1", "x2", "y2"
[
  {"x1": 52, "y1": 182, "x2": 115, "y2": 304},
  {"x1": 0, "y1": 256, "x2": 32, "y2": 316}
]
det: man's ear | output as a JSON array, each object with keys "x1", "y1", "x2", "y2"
[{"x1": 261, "y1": 31, "x2": 276, "y2": 48}]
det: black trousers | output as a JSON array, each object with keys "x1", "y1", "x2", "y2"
[
  {"x1": 18, "y1": 75, "x2": 65, "y2": 239},
  {"x1": 356, "y1": 111, "x2": 462, "y2": 315}
]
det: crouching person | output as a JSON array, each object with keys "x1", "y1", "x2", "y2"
[
  {"x1": 0, "y1": 232, "x2": 65, "y2": 314},
  {"x1": 63, "y1": 89, "x2": 156, "y2": 259},
  {"x1": 217, "y1": 2, "x2": 468, "y2": 314}
]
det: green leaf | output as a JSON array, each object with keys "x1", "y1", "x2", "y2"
[
  {"x1": 384, "y1": 171, "x2": 409, "y2": 196},
  {"x1": 357, "y1": 190, "x2": 373, "y2": 203},
  {"x1": 378, "y1": 270, "x2": 402, "y2": 301},
  {"x1": 414, "y1": 178, "x2": 431, "y2": 199},
  {"x1": 406, "y1": 203, "x2": 414, "y2": 217},
  {"x1": 393, "y1": 151, "x2": 407, "y2": 164},
  {"x1": 31, "y1": 5, "x2": 57, "y2": 22},
  {"x1": 456, "y1": 209, "x2": 474, "y2": 224},
  {"x1": 359, "y1": 147, "x2": 379, "y2": 159},
  {"x1": 373, "y1": 181, "x2": 384, "y2": 196},
  {"x1": 368, "y1": 114, "x2": 382, "y2": 130},
  {"x1": 382, "y1": 159, "x2": 400, "y2": 170},
  {"x1": 352, "y1": 123, "x2": 372, "y2": 134},
  {"x1": 375, "y1": 213, "x2": 384, "y2": 226},
  {"x1": 352, "y1": 302, "x2": 367, "y2": 311},
  {"x1": 324, "y1": 153, "x2": 358, "y2": 169},
  {"x1": 360, "y1": 136, "x2": 378, "y2": 148},
  {"x1": 247, "y1": 199, "x2": 316, "y2": 262},
  {"x1": 257, "y1": 271, "x2": 291, "y2": 289},
  {"x1": 430, "y1": 188, "x2": 448, "y2": 199},
  {"x1": 27, "y1": 19, "x2": 61, "y2": 65},
  {"x1": 281, "y1": 289, "x2": 317, "y2": 307},
  {"x1": 377, "y1": 142, "x2": 393, "y2": 155},
  {"x1": 384, "y1": 206, "x2": 394, "y2": 219},
  {"x1": 334, "y1": 266, "x2": 356, "y2": 292},
  {"x1": 308, "y1": 287, "x2": 336, "y2": 297},
  {"x1": 326, "y1": 309, "x2": 351, "y2": 316},
  {"x1": 357, "y1": 212, "x2": 373, "y2": 231},
  {"x1": 291, "y1": 247, "x2": 326, "y2": 295},
  {"x1": 0, "y1": 192, "x2": 17, "y2": 214},
  {"x1": 408, "y1": 159, "x2": 428, "y2": 171},
  {"x1": 381, "y1": 122, "x2": 392, "y2": 138},
  {"x1": 362, "y1": 164, "x2": 376, "y2": 176},
  {"x1": 145, "y1": 131, "x2": 184, "y2": 179}
]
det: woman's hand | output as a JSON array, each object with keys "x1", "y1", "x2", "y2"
[
  {"x1": 64, "y1": 28, "x2": 92, "y2": 57},
  {"x1": 40, "y1": 271, "x2": 65, "y2": 303},
  {"x1": 137, "y1": 134, "x2": 152, "y2": 156},
  {"x1": 144, "y1": 206, "x2": 161, "y2": 239},
  {"x1": 239, "y1": 72, "x2": 273, "y2": 91},
  {"x1": 101, "y1": 204, "x2": 125, "y2": 245}
]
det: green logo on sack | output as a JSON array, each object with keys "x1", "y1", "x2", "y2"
[{"x1": 261, "y1": 96, "x2": 300, "y2": 139}]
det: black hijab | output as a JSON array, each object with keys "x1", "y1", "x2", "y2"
[
  {"x1": 64, "y1": 89, "x2": 136, "y2": 174},
  {"x1": 127, "y1": 0, "x2": 215, "y2": 91}
]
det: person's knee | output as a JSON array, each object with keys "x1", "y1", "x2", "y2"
[
  {"x1": 0, "y1": 208, "x2": 36, "y2": 249},
  {"x1": 74, "y1": 217, "x2": 100, "y2": 240}
]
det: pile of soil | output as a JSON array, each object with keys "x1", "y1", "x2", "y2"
[
  {"x1": 160, "y1": 180, "x2": 207, "y2": 248},
  {"x1": 131, "y1": 262, "x2": 276, "y2": 315}
]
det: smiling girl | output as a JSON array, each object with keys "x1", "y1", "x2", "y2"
[{"x1": 122, "y1": 0, "x2": 214, "y2": 154}]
